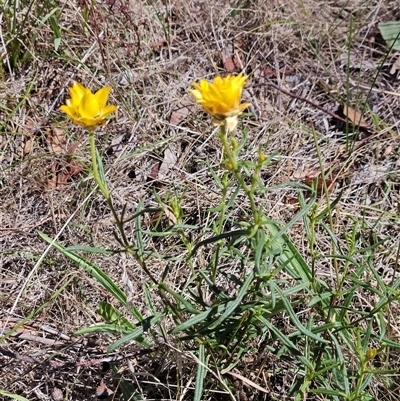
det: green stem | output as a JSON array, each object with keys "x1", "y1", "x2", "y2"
[
  {"x1": 89, "y1": 130, "x2": 109, "y2": 199},
  {"x1": 88, "y1": 129, "x2": 159, "y2": 285},
  {"x1": 311, "y1": 128, "x2": 340, "y2": 285},
  {"x1": 219, "y1": 125, "x2": 259, "y2": 224}
]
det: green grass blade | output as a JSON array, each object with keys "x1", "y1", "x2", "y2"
[
  {"x1": 171, "y1": 303, "x2": 228, "y2": 334},
  {"x1": 0, "y1": 390, "x2": 30, "y2": 401},
  {"x1": 39, "y1": 231, "x2": 127, "y2": 306},
  {"x1": 97, "y1": 301, "x2": 136, "y2": 329},
  {"x1": 74, "y1": 324, "x2": 135, "y2": 336},
  {"x1": 271, "y1": 282, "x2": 328, "y2": 344},
  {"x1": 108, "y1": 312, "x2": 164, "y2": 352},
  {"x1": 257, "y1": 316, "x2": 314, "y2": 371},
  {"x1": 205, "y1": 272, "x2": 254, "y2": 331},
  {"x1": 194, "y1": 343, "x2": 206, "y2": 401}
]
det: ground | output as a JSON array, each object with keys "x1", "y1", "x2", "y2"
[{"x1": 1, "y1": 0, "x2": 400, "y2": 400}]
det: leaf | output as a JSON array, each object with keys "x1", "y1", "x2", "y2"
[
  {"x1": 170, "y1": 97, "x2": 193, "y2": 126},
  {"x1": 194, "y1": 344, "x2": 207, "y2": 401},
  {"x1": 47, "y1": 128, "x2": 67, "y2": 154},
  {"x1": 98, "y1": 301, "x2": 136, "y2": 329},
  {"x1": 343, "y1": 105, "x2": 369, "y2": 128},
  {"x1": 108, "y1": 312, "x2": 163, "y2": 352},
  {"x1": 158, "y1": 147, "x2": 177, "y2": 180},
  {"x1": 378, "y1": 21, "x2": 400, "y2": 51},
  {"x1": 114, "y1": 370, "x2": 143, "y2": 401},
  {"x1": 74, "y1": 323, "x2": 134, "y2": 335},
  {"x1": 54, "y1": 37, "x2": 61, "y2": 51},
  {"x1": 65, "y1": 245, "x2": 114, "y2": 254},
  {"x1": 0, "y1": 390, "x2": 30, "y2": 401},
  {"x1": 38, "y1": 232, "x2": 128, "y2": 306},
  {"x1": 171, "y1": 272, "x2": 254, "y2": 334}
]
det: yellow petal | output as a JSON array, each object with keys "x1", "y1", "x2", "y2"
[
  {"x1": 95, "y1": 86, "x2": 112, "y2": 109},
  {"x1": 79, "y1": 90, "x2": 101, "y2": 120},
  {"x1": 188, "y1": 89, "x2": 203, "y2": 101},
  {"x1": 189, "y1": 74, "x2": 251, "y2": 131},
  {"x1": 70, "y1": 82, "x2": 86, "y2": 103},
  {"x1": 101, "y1": 104, "x2": 117, "y2": 118},
  {"x1": 59, "y1": 105, "x2": 75, "y2": 119},
  {"x1": 237, "y1": 102, "x2": 251, "y2": 113},
  {"x1": 79, "y1": 117, "x2": 98, "y2": 127}
]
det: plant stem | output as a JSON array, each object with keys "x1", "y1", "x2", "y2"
[
  {"x1": 89, "y1": 130, "x2": 109, "y2": 199},
  {"x1": 218, "y1": 125, "x2": 260, "y2": 225},
  {"x1": 88, "y1": 129, "x2": 159, "y2": 285}
]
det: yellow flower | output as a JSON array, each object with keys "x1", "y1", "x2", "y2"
[
  {"x1": 189, "y1": 74, "x2": 251, "y2": 132},
  {"x1": 60, "y1": 82, "x2": 116, "y2": 129}
]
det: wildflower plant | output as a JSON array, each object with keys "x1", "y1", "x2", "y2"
[
  {"x1": 60, "y1": 82, "x2": 116, "y2": 200},
  {"x1": 54, "y1": 75, "x2": 315, "y2": 396},
  {"x1": 58, "y1": 82, "x2": 159, "y2": 285},
  {"x1": 39, "y1": 75, "x2": 399, "y2": 401}
]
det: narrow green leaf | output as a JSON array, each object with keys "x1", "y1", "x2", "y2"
[
  {"x1": 159, "y1": 283, "x2": 201, "y2": 315},
  {"x1": 39, "y1": 232, "x2": 127, "y2": 306},
  {"x1": 194, "y1": 344, "x2": 206, "y2": 401},
  {"x1": 108, "y1": 312, "x2": 163, "y2": 352},
  {"x1": 272, "y1": 282, "x2": 328, "y2": 344},
  {"x1": 114, "y1": 370, "x2": 143, "y2": 400},
  {"x1": 143, "y1": 283, "x2": 156, "y2": 315},
  {"x1": 96, "y1": 147, "x2": 108, "y2": 190},
  {"x1": 190, "y1": 230, "x2": 248, "y2": 256},
  {"x1": 171, "y1": 303, "x2": 228, "y2": 334},
  {"x1": 254, "y1": 229, "x2": 266, "y2": 275},
  {"x1": 74, "y1": 323, "x2": 134, "y2": 336},
  {"x1": 49, "y1": 15, "x2": 61, "y2": 37},
  {"x1": 65, "y1": 245, "x2": 114, "y2": 254},
  {"x1": 54, "y1": 37, "x2": 61, "y2": 51},
  {"x1": 309, "y1": 388, "x2": 347, "y2": 396},
  {"x1": 0, "y1": 390, "x2": 30, "y2": 401},
  {"x1": 315, "y1": 188, "x2": 344, "y2": 222},
  {"x1": 135, "y1": 200, "x2": 145, "y2": 256},
  {"x1": 257, "y1": 316, "x2": 314, "y2": 370},
  {"x1": 328, "y1": 331, "x2": 350, "y2": 394},
  {"x1": 98, "y1": 301, "x2": 136, "y2": 329},
  {"x1": 204, "y1": 272, "x2": 254, "y2": 331}
]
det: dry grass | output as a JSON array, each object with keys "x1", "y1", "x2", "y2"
[{"x1": 1, "y1": 0, "x2": 400, "y2": 400}]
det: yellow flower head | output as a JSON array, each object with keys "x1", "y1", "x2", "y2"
[
  {"x1": 189, "y1": 73, "x2": 251, "y2": 132},
  {"x1": 60, "y1": 82, "x2": 117, "y2": 129}
]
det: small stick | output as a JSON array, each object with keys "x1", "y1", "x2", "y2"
[
  {"x1": 251, "y1": 81, "x2": 349, "y2": 124},
  {"x1": 0, "y1": 347, "x2": 154, "y2": 369}
]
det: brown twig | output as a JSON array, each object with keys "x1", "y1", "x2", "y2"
[
  {"x1": 0, "y1": 346, "x2": 154, "y2": 369},
  {"x1": 0, "y1": 214, "x2": 66, "y2": 232},
  {"x1": 251, "y1": 81, "x2": 349, "y2": 124}
]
